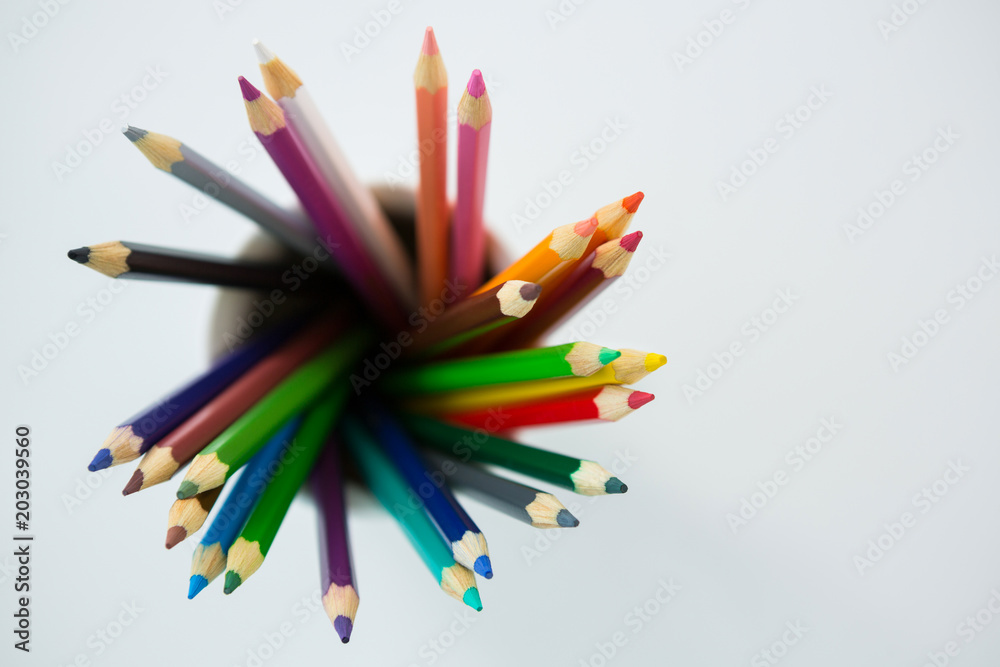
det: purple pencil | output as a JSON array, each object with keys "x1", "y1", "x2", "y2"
[
  {"x1": 239, "y1": 76, "x2": 404, "y2": 329},
  {"x1": 312, "y1": 437, "x2": 358, "y2": 643},
  {"x1": 451, "y1": 69, "x2": 492, "y2": 288},
  {"x1": 86, "y1": 317, "x2": 303, "y2": 471}
]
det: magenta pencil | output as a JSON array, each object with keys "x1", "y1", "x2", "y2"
[
  {"x1": 312, "y1": 438, "x2": 358, "y2": 643},
  {"x1": 239, "y1": 77, "x2": 404, "y2": 329},
  {"x1": 451, "y1": 70, "x2": 493, "y2": 288}
]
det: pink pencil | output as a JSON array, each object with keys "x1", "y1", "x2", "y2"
[
  {"x1": 239, "y1": 77, "x2": 404, "y2": 329},
  {"x1": 451, "y1": 70, "x2": 493, "y2": 289}
]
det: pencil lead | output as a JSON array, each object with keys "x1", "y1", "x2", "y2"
[
  {"x1": 187, "y1": 575, "x2": 209, "y2": 599},
  {"x1": 462, "y1": 587, "x2": 483, "y2": 612},
  {"x1": 68, "y1": 247, "x2": 90, "y2": 264},
  {"x1": 121, "y1": 470, "x2": 143, "y2": 496},
  {"x1": 620, "y1": 230, "x2": 642, "y2": 252},
  {"x1": 518, "y1": 282, "x2": 542, "y2": 301},
  {"x1": 223, "y1": 570, "x2": 242, "y2": 595},
  {"x1": 628, "y1": 390, "x2": 655, "y2": 409},
  {"x1": 421, "y1": 27, "x2": 439, "y2": 55},
  {"x1": 87, "y1": 447, "x2": 111, "y2": 471},
  {"x1": 177, "y1": 480, "x2": 198, "y2": 499},
  {"x1": 333, "y1": 616, "x2": 353, "y2": 643},
  {"x1": 473, "y1": 555, "x2": 493, "y2": 579},
  {"x1": 573, "y1": 217, "x2": 599, "y2": 236},
  {"x1": 556, "y1": 509, "x2": 580, "y2": 527},
  {"x1": 598, "y1": 347, "x2": 621, "y2": 365},
  {"x1": 622, "y1": 191, "x2": 644, "y2": 213},
  {"x1": 252, "y1": 38, "x2": 275, "y2": 64},
  {"x1": 645, "y1": 353, "x2": 667, "y2": 372},
  {"x1": 605, "y1": 477, "x2": 628, "y2": 494},
  {"x1": 165, "y1": 526, "x2": 187, "y2": 549},
  {"x1": 238, "y1": 76, "x2": 262, "y2": 101},
  {"x1": 122, "y1": 125, "x2": 147, "y2": 142},
  {"x1": 466, "y1": 69, "x2": 486, "y2": 97}
]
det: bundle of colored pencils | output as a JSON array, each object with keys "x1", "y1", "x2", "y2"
[{"x1": 70, "y1": 28, "x2": 664, "y2": 644}]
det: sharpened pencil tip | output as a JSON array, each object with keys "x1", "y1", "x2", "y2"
[
  {"x1": 68, "y1": 247, "x2": 91, "y2": 265},
  {"x1": 87, "y1": 446, "x2": 112, "y2": 472},
  {"x1": 605, "y1": 477, "x2": 628, "y2": 494},
  {"x1": 518, "y1": 282, "x2": 542, "y2": 302},
  {"x1": 165, "y1": 526, "x2": 187, "y2": 549},
  {"x1": 188, "y1": 575, "x2": 208, "y2": 599},
  {"x1": 628, "y1": 390, "x2": 655, "y2": 409},
  {"x1": 556, "y1": 509, "x2": 580, "y2": 527},
  {"x1": 239, "y1": 76, "x2": 262, "y2": 101},
  {"x1": 252, "y1": 38, "x2": 275, "y2": 64},
  {"x1": 223, "y1": 571, "x2": 242, "y2": 595},
  {"x1": 462, "y1": 587, "x2": 483, "y2": 611},
  {"x1": 122, "y1": 470, "x2": 143, "y2": 496},
  {"x1": 333, "y1": 615, "x2": 353, "y2": 643},
  {"x1": 645, "y1": 353, "x2": 668, "y2": 372},
  {"x1": 122, "y1": 125, "x2": 147, "y2": 142},
  {"x1": 623, "y1": 191, "x2": 644, "y2": 213},
  {"x1": 421, "y1": 27, "x2": 440, "y2": 55},
  {"x1": 599, "y1": 347, "x2": 622, "y2": 365},
  {"x1": 176, "y1": 481, "x2": 198, "y2": 499},
  {"x1": 473, "y1": 555, "x2": 493, "y2": 579},
  {"x1": 620, "y1": 231, "x2": 643, "y2": 252},
  {"x1": 573, "y1": 216, "x2": 599, "y2": 236},
  {"x1": 466, "y1": 69, "x2": 486, "y2": 97}
]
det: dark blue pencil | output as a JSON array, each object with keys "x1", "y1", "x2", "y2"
[
  {"x1": 87, "y1": 318, "x2": 303, "y2": 472},
  {"x1": 187, "y1": 415, "x2": 302, "y2": 599},
  {"x1": 364, "y1": 404, "x2": 493, "y2": 579}
]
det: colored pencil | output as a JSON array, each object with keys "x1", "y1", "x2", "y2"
[
  {"x1": 407, "y1": 280, "x2": 542, "y2": 357},
  {"x1": 122, "y1": 314, "x2": 345, "y2": 495},
  {"x1": 311, "y1": 437, "x2": 358, "y2": 643},
  {"x1": 423, "y1": 451, "x2": 579, "y2": 529},
  {"x1": 254, "y1": 40, "x2": 415, "y2": 309},
  {"x1": 451, "y1": 69, "x2": 492, "y2": 289},
  {"x1": 224, "y1": 388, "x2": 347, "y2": 594},
  {"x1": 583, "y1": 191, "x2": 644, "y2": 256},
  {"x1": 401, "y1": 414, "x2": 627, "y2": 495},
  {"x1": 188, "y1": 416, "x2": 302, "y2": 599},
  {"x1": 67, "y1": 241, "x2": 307, "y2": 290},
  {"x1": 365, "y1": 404, "x2": 492, "y2": 578},
  {"x1": 603, "y1": 348, "x2": 668, "y2": 384},
  {"x1": 176, "y1": 327, "x2": 368, "y2": 499},
  {"x1": 165, "y1": 485, "x2": 224, "y2": 549},
  {"x1": 89, "y1": 318, "x2": 302, "y2": 472},
  {"x1": 382, "y1": 342, "x2": 621, "y2": 394},
  {"x1": 499, "y1": 231, "x2": 642, "y2": 348},
  {"x1": 122, "y1": 126, "x2": 315, "y2": 254},
  {"x1": 239, "y1": 76, "x2": 404, "y2": 329},
  {"x1": 414, "y1": 27, "x2": 449, "y2": 305},
  {"x1": 341, "y1": 415, "x2": 482, "y2": 610},
  {"x1": 441, "y1": 385, "x2": 655, "y2": 429},
  {"x1": 474, "y1": 217, "x2": 599, "y2": 295}
]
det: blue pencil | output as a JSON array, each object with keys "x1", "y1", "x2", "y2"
[
  {"x1": 87, "y1": 317, "x2": 303, "y2": 472},
  {"x1": 364, "y1": 404, "x2": 493, "y2": 579},
  {"x1": 187, "y1": 415, "x2": 302, "y2": 599}
]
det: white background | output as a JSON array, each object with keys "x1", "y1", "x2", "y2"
[{"x1": 2, "y1": 0, "x2": 1000, "y2": 665}]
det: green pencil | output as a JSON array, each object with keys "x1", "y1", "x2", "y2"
[
  {"x1": 382, "y1": 342, "x2": 620, "y2": 394},
  {"x1": 177, "y1": 328, "x2": 368, "y2": 499},
  {"x1": 400, "y1": 414, "x2": 627, "y2": 495},
  {"x1": 224, "y1": 387, "x2": 347, "y2": 593},
  {"x1": 341, "y1": 415, "x2": 482, "y2": 611}
]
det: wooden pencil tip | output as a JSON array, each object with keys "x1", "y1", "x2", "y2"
[
  {"x1": 252, "y1": 38, "x2": 275, "y2": 65},
  {"x1": 122, "y1": 125, "x2": 147, "y2": 142},
  {"x1": 623, "y1": 191, "x2": 645, "y2": 213},
  {"x1": 628, "y1": 390, "x2": 655, "y2": 409},
  {"x1": 620, "y1": 231, "x2": 642, "y2": 252},
  {"x1": 421, "y1": 27, "x2": 439, "y2": 55},
  {"x1": 239, "y1": 76, "x2": 262, "y2": 101},
  {"x1": 466, "y1": 69, "x2": 486, "y2": 97},
  {"x1": 67, "y1": 247, "x2": 90, "y2": 264}
]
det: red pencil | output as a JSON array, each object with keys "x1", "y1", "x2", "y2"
[{"x1": 441, "y1": 385, "x2": 654, "y2": 429}]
